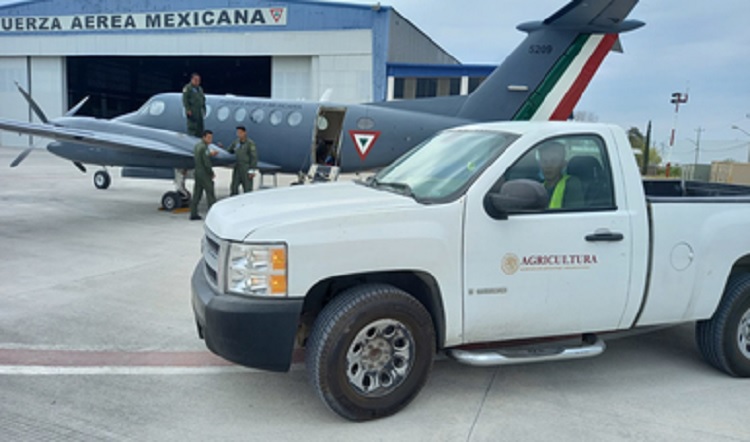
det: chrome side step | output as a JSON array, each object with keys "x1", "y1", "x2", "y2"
[{"x1": 447, "y1": 337, "x2": 606, "y2": 367}]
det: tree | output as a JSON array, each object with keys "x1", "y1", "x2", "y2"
[{"x1": 628, "y1": 126, "x2": 661, "y2": 172}]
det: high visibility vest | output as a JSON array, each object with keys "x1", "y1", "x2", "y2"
[{"x1": 548, "y1": 175, "x2": 570, "y2": 209}]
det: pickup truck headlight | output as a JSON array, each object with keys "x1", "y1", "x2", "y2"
[{"x1": 226, "y1": 243, "x2": 287, "y2": 297}]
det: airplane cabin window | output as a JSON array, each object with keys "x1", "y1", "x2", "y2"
[
  {"x1": 149, "y1": 100, "x2": 166, "y2": 116},
  {"x1": 217, "y1": 106, "x2": 230, "y2": 122},
  {"x1": 251, "y1": 108, "x2": 265, "y2": 123},
  {"x1": 235, "y1": 108, "x2": 247, "y2": 122},
  {"x1": 288, "y1": 111, "x2": 303, "y2": 127},
  {"x1": 270, "y1": 110, "x2": 283, "y2": 126},
  {"x1": 317, "y1": 116, "x2": 329, "y2": 131},
  {"x1": 357, "y1": 117, "x2": 375, "y2": 130}
]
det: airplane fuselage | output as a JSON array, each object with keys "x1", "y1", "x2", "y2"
[{"x1": 116, "y1": 93, "x2": 471, "y2": 173}]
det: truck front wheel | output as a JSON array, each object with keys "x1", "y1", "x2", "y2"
[
  {"x1": 306, "y1": 284, "x2": 435, "y2": 421},
  {"x1": 696, "y1": 274, "x2": 750, "y2": 377}
]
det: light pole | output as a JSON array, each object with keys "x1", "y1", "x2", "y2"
[
  {"x1": 732, "y1": 125, "x2": 750, "y2": 138},
  {"x1": 733, "y1": 125, "x2": 750, "y2": 162},
  {"x1": 666, "y1": 91, "x2": 688, "y2": 177}
]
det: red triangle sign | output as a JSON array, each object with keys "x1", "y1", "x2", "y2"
[
  {"x1": 270, "y1": 8, "x2": 284, "y2": 23},
  {"x1": 349, "y1": 130, "x2": 381, "y2": 161}
]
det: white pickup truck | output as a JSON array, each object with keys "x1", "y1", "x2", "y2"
[{"x1": 192, "y1": 121, "x2": 750, "y2": 421}]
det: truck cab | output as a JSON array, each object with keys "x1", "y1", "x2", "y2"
[{"x1": 192, "y1": 121, "x2": 750, "y2": 421}]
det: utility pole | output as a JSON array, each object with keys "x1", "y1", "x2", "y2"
[
  {"x1": 731, "y1": 124, "x2": 750, "y2": 162},
  {"x1": 693, "y1": 127, "x2": 704, "y2": 166},
  {"x1": 642, "y1": 121, "x2": 652, "y2": 175}
]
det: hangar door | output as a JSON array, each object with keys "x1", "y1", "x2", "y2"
[{"x1": 66, "y1": 56, "x2": 271, "y2": 119}]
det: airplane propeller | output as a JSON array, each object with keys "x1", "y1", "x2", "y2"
[
  {"x1": 9, "y1": 82, "x2": 49, "y2": 168},
  {"x1": 10, "y1": 147, "x2": 33, "y2": 168},
  {"x1": 66, "y1": 96, "x2": 90, "y2": 117},
  {"x1": 15, "y1": 81, "x2": 48, "y2": 124},
  {"x1": 8, "y1": 84, "x2": 90, "y2": 168}
]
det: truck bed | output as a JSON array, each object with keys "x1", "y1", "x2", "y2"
[{"x1": 644, "y1": 179, "x2": 750, "y2": 200}]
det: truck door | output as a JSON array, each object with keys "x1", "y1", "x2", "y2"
[{"x1": 463, "y1": 133, "x2": 632, "y2": 342}]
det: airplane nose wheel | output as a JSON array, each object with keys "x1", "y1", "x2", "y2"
[
  {"x1": 93, "y1": 170, "x2": 111, "y2": 190},
  {"x1": 161, "y1": 191, "x2": 183, "y2": 212}
]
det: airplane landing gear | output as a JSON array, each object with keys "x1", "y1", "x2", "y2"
[
  {"x1": 161, "y1": 191, "x2": 182, "y2": 211},
  {"x1": 161, "y1": 169, "x2": 192, "y2": 212},
  {"x1": 94, "y1": 170, "x2": 111, "y2": 189}
]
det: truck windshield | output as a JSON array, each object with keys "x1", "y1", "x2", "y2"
[{"x1": 370, "y1": 130, "x2": 517, "y2": 202}]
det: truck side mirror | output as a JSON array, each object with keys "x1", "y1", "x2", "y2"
[{"x1": 484, "y1": 179, "x2": 549, "y2": 220}]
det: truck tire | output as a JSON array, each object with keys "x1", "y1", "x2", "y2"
[
  {"x1": 306, "y1": 284, "x2": 435, "y2": 421},
  {"x1": 695, "y1": 273, "x2": 750, "y2": 377}
]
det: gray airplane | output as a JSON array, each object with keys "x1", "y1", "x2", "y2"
[{"x1": 0, "y1": 0, "x2": 643, "y2": 211}]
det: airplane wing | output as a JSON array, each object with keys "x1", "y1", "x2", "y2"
[{"x1": 0, "y1": 118, "x2": 191, "y2": 158}]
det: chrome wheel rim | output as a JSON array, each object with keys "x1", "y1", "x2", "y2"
[
  {"x1": 739, "y1": 308, "x2": 750, "y2": 359},
  {"x1": 346, "y1": 318, "x2": 414, "y2": 397}
]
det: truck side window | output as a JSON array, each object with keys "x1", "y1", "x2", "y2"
[{"x1": 496, "y1": 135, "x2": 615, "y2": 212}]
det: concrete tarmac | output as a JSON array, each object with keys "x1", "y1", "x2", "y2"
[{"x1": 0, "y1": 146, "x2": 748, "y2": 441}]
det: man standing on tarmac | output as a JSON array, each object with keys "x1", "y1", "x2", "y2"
[
  {"x1": 182, "y1": 73, "x2": 206, "y2": 137},
  {"x1": 226, "y1": 126, "x2": 258, "y2": 195},
  {"x1": 189, "y1": 130, "x2": 218, "y2": 221}
]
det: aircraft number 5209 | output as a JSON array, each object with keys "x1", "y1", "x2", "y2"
[{"x1": 529, "y1": 45, "x2": 553, "y2": 54}]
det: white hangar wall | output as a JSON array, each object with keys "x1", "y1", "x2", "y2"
[{"x1": 0, "y1": 0, "x2": 456, "y2": 147}]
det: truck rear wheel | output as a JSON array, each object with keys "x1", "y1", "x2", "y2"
[
  {"x1": 696, "y1": 274, "x2": 750, "y2": 377},
  {"x1": 306, "y1": 284, "x2": 435, "y2": 421}
]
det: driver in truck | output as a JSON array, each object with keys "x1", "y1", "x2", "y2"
[{"x1": 538, "y1": 141, "x2": 584, "y2": 209}]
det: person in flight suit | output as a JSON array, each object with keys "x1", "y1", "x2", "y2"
[
  {"x1": 226, "y1": 126, "x2": 258, "y2": 195},
  {"x1": 189, "y1": 130, "x2": 218, "y2": 221},
  {"x1": 182, "y1": 73, "x2": 206, "y2": 137}
]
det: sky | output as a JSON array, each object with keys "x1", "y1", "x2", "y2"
[
  {"x1": 1, "y1": 0, "x2": 748, "y2": 163},
  {"x1": 325, "y1": 0, "x2": 750, "y2": 164}
]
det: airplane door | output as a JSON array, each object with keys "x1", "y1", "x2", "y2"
[{"x1": 312, "y1": 107, "x2": 347, "y2": 167}]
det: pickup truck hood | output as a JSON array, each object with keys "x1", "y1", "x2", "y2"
[{"x1": 205, "y1": 181, "x2": 417, "y2": 241}]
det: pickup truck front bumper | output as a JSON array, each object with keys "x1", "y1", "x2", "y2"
[{"x1": 191, "y1": 261, "x2": 303, "y2": 372}]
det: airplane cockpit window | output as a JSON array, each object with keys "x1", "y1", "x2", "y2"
[
  {"x1": 217, "y1": 106, "x2": 230, "y2": 122},
  {"x1": 138, "y1": 101, "x2": 150, "y2": 115},
  {"x1": 288, "y1": 111, "x2": 303, "y2": 127},
  {"x1": 357, "y1": 117, "x2": 375, "y2": 130},
  {"x1": 235, "y1": 108, "x2": 247, "y2": 122},
  {"x1": 270, "y1": 110, "x2": 283, "y2": 126},
  {"x1": 149, "y1": 100, "x2": 166, "y2": 116},
  {"x1": 251, "y1": 108, "x2": 265, "y2": 123},
  {"x1": 205, "y1": 105, "x2": 213, "y2": 119}
]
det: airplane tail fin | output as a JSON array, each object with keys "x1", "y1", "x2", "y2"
[{"x1": 457, "y1": 0, "x2": 644, "y2": 122}]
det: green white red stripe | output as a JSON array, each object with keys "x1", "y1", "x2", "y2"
[{"x1": 514, "y1": 33, "x2": 618, "y2": 121}]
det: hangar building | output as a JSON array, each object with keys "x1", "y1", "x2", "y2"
[{"x1": 0, "y1": 0, "x2": 499, "y2": 147}]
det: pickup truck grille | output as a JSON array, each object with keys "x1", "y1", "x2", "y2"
[{"x1": 202, "y1": 229, "x2": 223, "y2": 290}]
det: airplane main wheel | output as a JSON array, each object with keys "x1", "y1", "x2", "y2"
[
  {"x1": 93, "y1": 170, "x2": 111, "y2": 190},
  {"x1": 161, "y1": 192, "x2": 182, "y2": 212}
]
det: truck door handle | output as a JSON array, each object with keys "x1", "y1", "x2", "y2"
[{"x1": 585, "y1": 232, "x2": 624, "y2": 242}]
